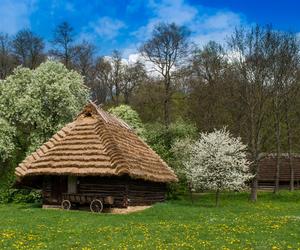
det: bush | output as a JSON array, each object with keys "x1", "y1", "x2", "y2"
[
  {"x1": 109, "y1": 104, "x2": 146, "y2": 138},
  {"x1": 144, "y1": 119, "x2": 197, "y2": 163},
  {"x1": 166, "y1": 181, "x2": 189, "y2": 200},
  {"x1": 0, "y1": 188, "x2": 41, "y2": 204},
  {"x1": 0, "y1": 167, "x2": 42, "y2": 204},
  {"x1": 144, "y1": 120, "x2": 198, "y2": 199}
]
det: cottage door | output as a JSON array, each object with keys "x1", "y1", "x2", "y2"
[
  {"x1": 68, "y1": 176, "x2": 77, "y2": 193},
  {"x1": 51, "y1": 176, "x2": 67, "y2": 204}
]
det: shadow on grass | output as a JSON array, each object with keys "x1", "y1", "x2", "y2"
[{"x1": 15, "y1": 202, "x2": 42, "y2": 210}]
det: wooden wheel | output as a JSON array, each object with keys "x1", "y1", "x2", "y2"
[
  {"x1": 61, "y1": 200, "x2": 71, "y2": 210},
  {"x1": 90, "y1": 199, "x2": 103, "y2": 213}
]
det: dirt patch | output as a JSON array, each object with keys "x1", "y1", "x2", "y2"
[
  {"x1": 42, "y1": 205, "x2": 152, "y2": 214},
  {"x1": 106, "y1": 206, "x2": 152, "y2": 214},
  {"x1": 42, "y1": 205, "x2": 61, "y2": 209}
]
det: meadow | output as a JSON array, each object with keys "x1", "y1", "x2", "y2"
[{"x1": 0, "y1": 191, "x2": 300, "y2": 250}]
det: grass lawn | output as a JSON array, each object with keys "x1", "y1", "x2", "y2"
[{"x1": 0, "y1": 191, "x2": 300, "y2": 249}]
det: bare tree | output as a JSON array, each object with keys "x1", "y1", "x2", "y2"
[
  {"x1": 12, "y1": 29, "x2": 45, "y2": 69},
  {"x1": 265, "y1": 30, "x2": 284, "y2": 195},
  {"x1": 123, "y1": 61, "x2": 147, "y2": 104},
  {"x1": 0, "y1": 33, "x2": 16, "y2": 79},
  {"x1": 269, "y1": 32, "x2": 300, "y2": 192},
  {"x1": 189, "y1": 41, "x2": 229, "y2": 131},
  {"x1": 109, "y1": 50, "x2": 124, "y2": 105},
  {"x1": 73, "y1": 40, "x2": 96, "y2": 77},
  {"x1": 50, "y1": 21, "x2": 75, "y2": 68},
  {"x1": 90, "y1": 56, "x2": 112, "y2": 104},
  {"x1": 140, "y1": 22, "x2": 190, "y2": 129},
  {"x1": 228, "y1": 25, "x2": 275, "y2": 201},
  {"x1": 284, "y1": 85, "x2": 299, "y2": 192},
  {"x1": 283, "y1": 35, "x2": 300, "y2": 192}
]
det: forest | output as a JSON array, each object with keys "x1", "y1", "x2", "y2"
[{"x1": 1, "y1": 21, "x2": 300, "y2": 201}]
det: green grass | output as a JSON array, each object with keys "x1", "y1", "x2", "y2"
[{"x1": 0, "y1": 191, "x2": 300, "y2": 250}]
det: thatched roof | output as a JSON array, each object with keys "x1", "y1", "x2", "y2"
[{"x1": 15, "y1": 101, "x2": 178, "y2": 183}]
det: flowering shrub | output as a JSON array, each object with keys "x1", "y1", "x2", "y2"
[
  {"x1": 0, "y1": 61, "x2": 89, "y2": 157},
  {"x1": 0, "y1": 119, "x2": 15, "y2": 162},
  {"x1": 184, "y1": 128, "x2": 253, "y2": 206}
]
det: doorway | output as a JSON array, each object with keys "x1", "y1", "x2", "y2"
[{"x1": 51, "y1": 176, "x2": 67, "y2": 204}]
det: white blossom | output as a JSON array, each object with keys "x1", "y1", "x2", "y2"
[
  {"x1": 184, "y1": 128, "x2": 253, "y2": 205},
  {"x1": 0, "y1": 60, "x2": 89, "y2": 157},
  {"x1": 0, "y1": 118, "x2": 15, "y2": 161}
]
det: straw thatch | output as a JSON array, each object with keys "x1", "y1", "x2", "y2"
[{"x1": 15, "y1": 101, "x2": 178, "y2": 183}]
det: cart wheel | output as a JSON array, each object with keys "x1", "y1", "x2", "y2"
[
  {"x1": 61, "y1": 200, "x2": 71, "y2": 210},
  {"x1": 90, "y1": 199, "x2": 103, "y2": 213}
]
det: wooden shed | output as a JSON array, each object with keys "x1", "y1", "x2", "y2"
[
  {"x1": 15, "y1": 102, "x2": 177, "y2": 211},
  {"x1": 257, "y1": 154, "x2": 300, "y2": 189}
]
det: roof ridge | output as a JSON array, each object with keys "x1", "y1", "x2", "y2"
[
  {"x1": 93, "y1": 116, "x2": 131, "y2": 175},
  {"x1": 87, "y1": 101, "x2": 133, "y2": 175},
  {"x1": 83, "y1": 101, "x2": 177, "y2": 181},
  {"x1": 88, "y1": 101, "x2": 132, "y2": 130},
  {"x1": 92, "y1": 104, "x2": 177, "y2": 181}
]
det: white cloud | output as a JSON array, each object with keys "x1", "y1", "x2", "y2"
[
  {"x1": 78, "y1": 16, "x2": 126, "y2": 45},
  {"x1": 201, "y1": 11, "x2": 242, "y2": 30},
  {"x1": 76, "y1": 31, "x2": 96, "y2": 43},
  {"x1": 133, "y1": 0, "x2": 197, "y2": 40},
  {"x1": 125, "y1": 0, "x2": 248, "y2": 66},
  {"x1": 0, "y1": 0, "x2": 36, "y2": 34},
  {"x1": 148, "y1": 0, "x2": 197, "y2": 24},
  {"x1": 105, "y1": 52, "x2": 160, "y2": 77},
  {"x1": 122, "y1": 46, "x2": 141, "y2": 59},
  {"x1": 90, "y1": 17, "x2": 126, "y2": 40},
  {"x1": 190, "y1": 11, "x2": 245, "y2": 46},
  {"x1": 128, "y1": 53, "x2": 140, "y2": 64},
  {"x1": 132, "y1": 0, "x2": 247, "y2": 47}
]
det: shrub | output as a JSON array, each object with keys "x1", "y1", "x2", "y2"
[
  {"x1": 0, "y1": 188, "x2": 41, "y2": 204},
  {"x1": 144, "y1": 120, "x2": 197, "y2": 199},
  {"x1": 109, "y1": 104, "x2": 145, "y2": 138}
]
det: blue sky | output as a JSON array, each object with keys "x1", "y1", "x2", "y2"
[{"x1": 0, "y1": 0, "x2": 299, "y2": 58}]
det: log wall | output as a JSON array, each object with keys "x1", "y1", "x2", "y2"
[
  {"x1": 257, "y1": 156, "x2": 300, "y2": 189},
  {"x1": 128, "y1": 179, "x2": 166, "y2": 206},
  {"x1": 78, "y1": 176, "x2": 127, "y2": 207},
  {"x1": 42, "y1": 175, "x2": 167, "y2": 207}
]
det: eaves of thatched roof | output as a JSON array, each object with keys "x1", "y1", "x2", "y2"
[{"x1": 15, "y1": 101, "x2": 178, "y2": 183}]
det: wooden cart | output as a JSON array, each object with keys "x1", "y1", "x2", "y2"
[{"x1": 61, "y1": 193, "x2": 114, "y2": 213}]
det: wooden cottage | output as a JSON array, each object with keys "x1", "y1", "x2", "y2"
[
  {"x1": 15, "y1": 102, "x2": 177, "y2": 212},
  {"x1": 257, "y1": 154, "x2": 300, "y2": 189}
]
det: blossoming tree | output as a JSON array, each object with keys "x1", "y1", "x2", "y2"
[
  {"x1": 185, "y1": 128, "x2": 253, "y2": 206},
  {"x1": 0, "y1": 60, "x2": 89, "y2": 165},
  {"x1": 0, "y1": 119, "x2": 15, "y2": 163}
]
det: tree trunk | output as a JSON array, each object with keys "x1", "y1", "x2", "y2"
[
  {"x1": 250, "y1": 109, "x2": 258, "y2": 202},
  {"x1": 250, "y1": 173, "x2": 258, "y2": 202},
  {"x1": 215, "y1": 190, "x2": 220, "y2": 207},
  {"x1": 115, "y1": 82, "x2": 120, "y2": 106},
  {"x1": 274, "y1": 106, "x2": 281, "y2": 194},
  {"x1": 285, "y1": 110, "x2": 294, "y2": 191},
  {"x1": 188, "y1": 183, "x2": 194, "y2": 204},
  {"x1": 163, "y1": 75, "x2": 171, "y2": 130},
  {"x1": 124, "y1": 91, "x2": 129, "y2": 104}
]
